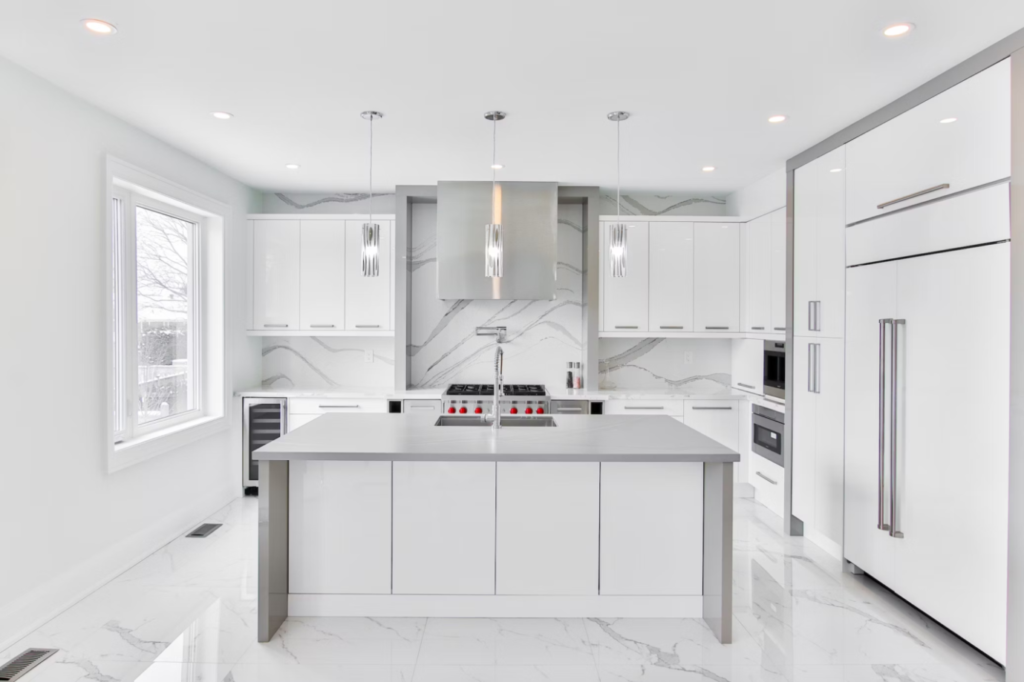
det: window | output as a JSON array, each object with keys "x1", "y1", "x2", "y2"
[{"x1": 112, "y1": 190, "x2": 204, "y2": 443}]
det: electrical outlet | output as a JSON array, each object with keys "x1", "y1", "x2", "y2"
[
  {"x1": 684, "y1": 351, "x2": 694, "y2": 365},
  {"x1": 364, "y1": 350, "x2": 374, "y2": 364}
]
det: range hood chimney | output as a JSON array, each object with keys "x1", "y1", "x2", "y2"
[{"x1": 436, "y1": 181, "x2": 558, "y2": 300}]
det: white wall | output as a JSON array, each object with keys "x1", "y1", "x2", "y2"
[
  {"x1": 726, "y1": 167, "x2": 786, "y2": 218},
  {"x1": 0, "y1": 55, "x2": 261, "y2": 649}
]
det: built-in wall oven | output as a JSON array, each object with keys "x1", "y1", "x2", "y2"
[
  {"x1": 751, "y1": 404, "x2": 785, "y2": 467},
  {"x1": 763, "y1": 341, "x2": 786, "y2": 400}
]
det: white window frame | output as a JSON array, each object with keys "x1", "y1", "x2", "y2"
[{"x1": 107, "y1": 157, "x2": 230, "y2": 472}]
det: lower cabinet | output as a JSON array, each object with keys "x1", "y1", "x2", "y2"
[
  {"x1": 496, "y1": 463, "x2": 599, "y2": 595},
  {"x1": 289, "y1": 461, "x2": 392, "y2": 594},
  {"x1": 683, "y1": 400, "x2": 739, "y2": 451},
  {"x1": 599, "y1": 462, "x2": 703, "y2": 595},
  {"x1": 750, "y1": 452, "x2": 784, "y2": 516},
  {"x1": 392, "y1": 461, "x2": 496, "y2": 595}
]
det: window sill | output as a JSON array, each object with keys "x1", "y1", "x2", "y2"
[{"x1": 110, "y1": 415, "x2": 227, "y2": 473}]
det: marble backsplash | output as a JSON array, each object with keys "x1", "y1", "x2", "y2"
[
  {"x1": 407, "y1": 203, "x2": 583, "y2": 389},
  {"x1": 262, "y1": 336, "x2": 395, "y2": 389},
  {"x1": 598, "y1": 338, "x2": 732, "y2": 392}
]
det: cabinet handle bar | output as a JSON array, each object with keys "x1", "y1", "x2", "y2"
[{"x1": 877, "y1": 184, "x2": 950, "y2": 210}]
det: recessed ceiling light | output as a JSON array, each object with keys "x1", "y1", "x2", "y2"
[
  {"x1": 768, "y1": 115, "x2": 787, "y2": 124},
  {"x1": 83, "y1": 18, "x2": 117, "y2": 34},
  {"x1": 211, "y1": 111, "x2": 233, "y2": 120},
  {"x1": 491, "y1": 164, "x2": 504, "y2": 170},
  {"x1": 883, "y1": 23, "x2": 914, "y2": 37},
  {"x1": 702, "y1": 166, "x2": 716, "y2": 172},
  {"x1": 830, "y1": 168, "x2": 843, "y2": 173},
  {"x1": 940, "y1": 117, "x2": 958, "y2": 124},
  {"x1": 285, "y1": 164, "x2": 300, "y2": 170}
]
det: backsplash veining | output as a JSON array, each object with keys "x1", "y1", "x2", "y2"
[
  {"x1": 598, "y1": 338, "x2": 732, "y2": 392},
  {"x1": 408, "y1": 203, "x2": 583, "y2": 389},
  {"x1": 262, "y1": 336, "x2": 395, "y2": 389}
]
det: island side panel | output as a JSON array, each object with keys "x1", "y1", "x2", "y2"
[
  {"x1": 258, "y1": 459, "x2": 289, "y2": 642},
  {"x1": 702, "y1": 461, "x2": 733, "y2": 643}
]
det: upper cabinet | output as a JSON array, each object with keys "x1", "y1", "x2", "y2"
[
  {"x1": 249, "y1": 217, "x2": 395, "y2": 335},
  {"x1": 253, "y1": 220, "x2": 301, "y2": 331},
  {"x1": 649, "y1": 222, "x2": 694, "y2": 332},
  {"x1": 769, "y1": 209, "x2": 787, "y2": 333},
  {"x1": 693, "y1": 223, "x2": 740, "y2": 332},
  {"x1": 795, "y1": 147, "x2": 846, "y2": 338},
  {"x1": 845, "y1": 59, "x2": 1010, "y2": 225},
  {"x1": 601, "y1": 221, "x2": 650, "y2": 332},
  {"x1": 741, "y1": 215, "x2": 772, "y2": 333}
]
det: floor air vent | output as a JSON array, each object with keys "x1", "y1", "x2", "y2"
[
  {"x1": 0, "y1": 649, "x2": 58, "y2": 681},
  {"x1": 186, "y1": 523, "x2": 222, "y2": 538}
]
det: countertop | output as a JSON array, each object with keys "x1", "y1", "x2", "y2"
[{"x1": 253, "y1": 413, "x2": 740, "y2": 463}]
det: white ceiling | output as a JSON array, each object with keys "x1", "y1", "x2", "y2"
[{"x1": 2, "y1": 1, "x2": 1023, "y2": 195}]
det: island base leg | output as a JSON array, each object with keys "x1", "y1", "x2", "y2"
[
  {"x1": 258, "y1": 459, "x2": 289, "y2": 642},
  {"x1": 702, "y1": 461, "x2": 733, "y2": 644}
]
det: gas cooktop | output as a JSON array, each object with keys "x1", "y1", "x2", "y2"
[
  {"x1": 444, "y1": 384, "x2": 547, "y2": 397},
  {"x1": 443, "y1": 384, "x2": 550, "y2": 416}
]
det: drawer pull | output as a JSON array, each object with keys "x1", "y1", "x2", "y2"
[
  {"x1": 624, "y1": 406, "x2": 664, "y2": 410},
  {"x1": 774, "y1": 327, "x2": 786, "y2": 331},
  {"x1": 751, "y1": 327, "x2": 765, "y2": 331},
  {"x1": 310, "y1": 324, "x2": 336, "y2": 328},
  {"x1": 615, "y1": 325, "x2": 639, "y2": 329},
  {"x1": 738, "y1": 383, "x2": 755, "y2": 390},
  {"x1": 660, "y1": 325, "x2": 684, "y2": 330},
  {"x1": 692, "y1": 406, "x2": 733, "y2": 411},
  {"x1": 877, "y1": 183, "x2": 950, "y2": 210},
  {"x1": 355, "y1": 325, "x2": 381, "y2": 329},
  {"x1": 556, "y1": 407, "x2": 583, "y2": 412},
  {"x1": 756, "y1": 471, "x2": 778, "y2": 486},
  {"x1": 263, "y1": 323, "x2": 289, "y2": 328},
  {"x1": 705, "y1": 326, "x2": 730, "y2": 330},
  {"x1": 408, "y1": 405, "x2": 437, "y2": 410},
  {"x1": 320, "y1": 404, "x2": 360, "y2": 409}
]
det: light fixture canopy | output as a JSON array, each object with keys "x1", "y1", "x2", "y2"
[
  {"x1": 83, "y1": 18, "x2": 117, "y2": 34},
  {"x1": 884, "y1": 23, "x2": 914, "y2": 37},
  {"x1": 608, "y1": 111, "x2": 631, "y2": 278},
  {"x1": 211, "y1": 111, "x2": 233, "y2": 120},
  {"x1": 361, "y1": 110, "x2": 383, "y2": 277},
  {"x1": 768, "y1": 115, "x2": 787, "y2": 124},
  {"x1": 485, "y1": 111, "x2": 506, "y2": 278}
]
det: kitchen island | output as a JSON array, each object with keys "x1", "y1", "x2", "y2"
[{"x1": 254, "y1": 413, "x2": 738, "y2": 644}]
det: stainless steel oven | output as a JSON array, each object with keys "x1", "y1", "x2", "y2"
[
  {"x1": 751, "y1": 404, "x2": 784, "y2": 467},
  {"x1": 763, "y1": 340, "x2": 786, "y2": 400}
]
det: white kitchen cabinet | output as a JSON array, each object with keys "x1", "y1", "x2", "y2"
[
  {"x1": 299, "y1": 220, "x2": 346, "y2": 331},
  {"x1": 683, "y1": 400, "x2": 739, "y2": 452},
  {"x1": 602, "y1": 222, "x2": 650, "y2": 331},
  {"x1": 253, "y1": 220, "x2": 301, "y2": 331},
  {"x1": 731, "y1": 339, "x2": 763, "y2": 395},
  {"x1": 345, "y1": 220, "x2": 392, "y2": 331},
  {"x1": 742, "y1": 216, "x2": 772, "y2": 332},
  {"x1": 496, "y1": 463, "x2": 599, "y2": 595},
  {"x1": 600, "y1": 463, "x2": 703, "y2": 595},
  {"x1": 603, "y1": 399, "x2": 685, "y2": 416},
  {"x1": 791, "y1": 337, "x2": 844, "y2": 545},
  {"x1": 289, "y1": 461, "x2": 391, "y2": 594},
  {"x1": 392, "y1": 462, "x2": 496, "y2": 595},
  {"x1": 649, "y1": 222, "x2": 694, "y2": 332},
  {"x1": 769, "y1": 209, "x2": 787, "y2": 333},
  {"x1": 845, "y1": 59, "x2": 1010, "y2": 225},
  {"x1": 693, "y1": 223, "x2": 740, "y2": 332},
  {"x1": 794, "y1": 147, "x2": 845, "y2": 338},
  {"x1": 749, "y1": 453, "x2": 784, "y2": 517}
]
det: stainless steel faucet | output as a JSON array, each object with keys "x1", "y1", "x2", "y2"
[{"x1": 475, "y1": 326, "x2": 506, "y2": 429}]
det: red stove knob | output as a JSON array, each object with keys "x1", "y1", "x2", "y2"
[
  {"x1": 474, "y1": 407, "x2": 483, "y2": 414},
  {"x1": 536, "y1": 407, "x2": 545, "y2": 414},
  {"x1": 525, "y1": 407, "x2": 534, "y2": 414},
  {"x1": 448, "y1": 407, "x2": 456, "y2": 414},
  {"x1": 510, "y1": 407, "x2": 518, "y2": 415},
  {"x1": 459, "y1": 407, "x2": 467, "y2": 414}
]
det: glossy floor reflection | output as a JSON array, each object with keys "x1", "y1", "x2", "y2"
[{"x1": 1, "y1": 496, "x2": 1004, "y2": 681}]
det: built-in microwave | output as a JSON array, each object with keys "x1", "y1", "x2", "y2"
[
  {"x1": 763, "y1": 341, "x2": 786, "y2": 400},
  {"x1": 752, "y1": 404, "x2": 785, "y2": 467}
]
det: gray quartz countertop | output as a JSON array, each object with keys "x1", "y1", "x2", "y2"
[{"x1": 254, "y1": 413, "x2": 739, "y2": 463}]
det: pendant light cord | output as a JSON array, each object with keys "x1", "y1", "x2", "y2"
[
  {"x1": 491, "y1": 116, "x2": 497, "y2": 220},
  {"x1": 616, "y1": 118, "x2": 621, "y2": 218},
  {"x1": 368, "y1": 114, "x2": 374, "y2": 224}
]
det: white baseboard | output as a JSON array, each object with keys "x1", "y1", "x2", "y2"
[
  {"x1": 803, "y1": 525, "x2": 843, "y2": 560},
  {"x1": 289, "y1": 594, "x2": 703, "y2": 618},
  {"x1": 0, "y1": 484, "x2": 238, "y2": 653}
]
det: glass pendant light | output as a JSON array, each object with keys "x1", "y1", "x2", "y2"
[
  {"x1": 361, "y1": 110, "x2": 383, "y2": 277},
  {"x1": 608, "y1": 111, "x2": 630, "y2": 277},
  {"x1": 485, "y1": 111, "x2": 506, "y2": 278}
]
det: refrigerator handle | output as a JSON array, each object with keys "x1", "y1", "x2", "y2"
[
  {"x1": 878, "y1": 319, "x2": 891, "y2": 531},
  {"x1": 815, "y1": 343, "x2": 821, "y2": 394},
  {"x1": 890, "y1": 319, "x2": 906, "y2": 539}
]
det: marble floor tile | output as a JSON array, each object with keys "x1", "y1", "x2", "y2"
[{"x1": 417, "y1": 618, "x2": 594, "y2": 666}]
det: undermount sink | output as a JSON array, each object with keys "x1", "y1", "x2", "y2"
[{"x1": 434, "y1": 416, "x2": 557, "y2": 427}]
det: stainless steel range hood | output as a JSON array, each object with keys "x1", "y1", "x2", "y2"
[{"x1": 436, "y1": 181, "x2": 557, "y2": 300}]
